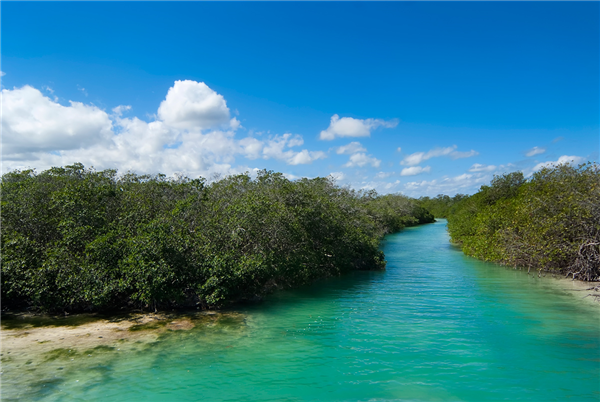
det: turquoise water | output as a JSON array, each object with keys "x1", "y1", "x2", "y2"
[{"x1": 4, "y1": 220, "x2": 600, "y2": 401}]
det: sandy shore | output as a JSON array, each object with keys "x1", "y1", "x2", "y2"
[
  {"x1": 1, "y1": 276, "x2": 597, "y2": 360},
  {"x1": 0, "y1": 310, "x2": 245, "y2": 400}
]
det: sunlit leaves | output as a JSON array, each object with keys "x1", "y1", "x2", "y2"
[
  {"x1": 448, "y1": 163, "x2": 600, "y2": 281},
  {"x1": 1, "y1": 165, "x2": 430, "y2": 312}
]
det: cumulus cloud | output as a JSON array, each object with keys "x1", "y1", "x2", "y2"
[
  {"x1": 2, "y1": 85, "x2": 113, "y2": 156},
  {"x1": 401, "y1": 146, "x2": 455, "y2": 166},
  {"x1": 525, "y1": 146, "x2": 546, "y2": 157},
  {"x1": 532, "y1": 155, "x2": 586, "y2": 172},
  {"x1": 157, "y1": 80, "x2": 232, "y2": 130},
  {"x1": 401, "y1": 145, "x2": 478, "y2": 166},
  {"x1": 468, "y1": 163, "x2": 496, "y2": 172},
  {"x1": 239, "y1": 137, "x2": 264, "y2": 160},
  {"x1": 112, "y1": 105, "x2": 131, "y2": 117},
  {"x1": 319, "y1": 114, "x2": 398, "y2": 140},
  {"x1": 335, "y1": 141, "x2": 367, "y2": 155},
  {"x1": 262, "y1": 133, "x2": 326, "y2": 165},
  {"x1": 329, "y1": 171, "x2": 345, "y2": 181},
  {"x1": 343, "y1": 153, "x2": 381, "y2": 168},
  {"x1": 289, "y1": 149, "x2": 327, "y2": 165},
  {"x1": 230, "y1": 117, "x2": 241, "y2": 131},
  {"x1": 360, "y1": 179, "x2": 401, "y2": 193},
  {"x1": 400, "y1": 166, "x2": 431, "y2": 176},
  {"x1": 2, "y1": 81, "x2": 328, "y2": 177},
  {"x1": 403, "y1": 172, "x2": 489, "y2": 197},
  {"x1": 375, "y1": 171, "x2": 394, "y2": 179}
]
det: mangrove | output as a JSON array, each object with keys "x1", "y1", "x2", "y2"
[
  {"x1": 1, "y1": 163, "x2": 434, "y2": 312},
  {"x1": 447, "y1": 162, "x2": 600, "y2": 282}
]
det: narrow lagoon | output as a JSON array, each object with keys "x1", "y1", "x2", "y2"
[{"x1": 2, "y1": 220, "x2": 599, "y2": 401}]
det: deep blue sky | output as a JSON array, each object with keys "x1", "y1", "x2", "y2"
[{"x1": 2, "y1": 2, "x2": 598, "y2": 196}]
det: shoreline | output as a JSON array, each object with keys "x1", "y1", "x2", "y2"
[
  {"x1": 1, "y1": 309, "x2": 242, "y2": 355},
  {"x1": 2, "y1": 273, "x2": 597, "y2": 356},
  {"x1": 0, "y1": 310, "x2": 246, "y2": 399},
  {"x1": 1, "y1": 262, "x2": 597, "y2": 399}
]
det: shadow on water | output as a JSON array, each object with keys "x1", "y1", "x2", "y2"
[
  {"x1": 0, "y1": 313, "x2": 103, "y2": 330},
  {"x1": 0, "y1": 310, "x2": 168, "y2": 330}
]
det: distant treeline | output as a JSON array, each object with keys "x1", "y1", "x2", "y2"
[
  {"x1": 447, "y1": 163, "x2": 600, "y2": 281},
  {"x1": 416, "y1": 194, "x2": 468, "y2": 218},
  {"x1": 1, "y1": 164, "x2": 433, "y2": 312}
]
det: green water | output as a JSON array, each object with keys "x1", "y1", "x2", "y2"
[{"x1": 3, "y1": 220, "x2": 600, "y2": 401}]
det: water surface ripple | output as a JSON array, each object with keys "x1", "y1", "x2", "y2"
[{"x1": 4, "y1": 220, "x2": 600, "y2": 401}]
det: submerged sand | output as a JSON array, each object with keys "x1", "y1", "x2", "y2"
[
  {"x1": 525, "y1": 273, "x2": 600, "y2": 306},
  {"x1": 0, "y1": 274, "x2": 597, "y2": 400},
  {"x1": 0, "y1": 311, "x2": 246, "y2": 400}
]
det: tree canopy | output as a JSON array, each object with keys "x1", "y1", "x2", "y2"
[
  {"x1": 447, "y1": 163, "x2": 600, "y2": 281},
  {"x1": 1, "y1": 164, "x2": 433, "y2": 312}
]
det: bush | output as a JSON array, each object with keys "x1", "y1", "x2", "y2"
[
  {"x1": 447, "y1": 163, "x2": 600, "y2": 281},
  {"x1": 1, "y1": 164, "x2": 432, "y2": 312}
]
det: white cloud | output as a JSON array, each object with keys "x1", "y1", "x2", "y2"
[
  {"x1": 262, "y1": 133, "x2": 326, "y2": 165},
  {"x1": 329, "y1": 171, "x2": 345, "y2": 181},
  {"x1": 289, "y1": 149, "x2": 327, "y2": 165},
  {"x1": 2, "y1": 81, "x2": 328, "y2": 178},
  {"x1": 468, "y1": 163, "x2": 496, "y2": 172},
  {"x1": 401, "y1": 145, "x2": 478, "y2": 166},
  {"x1": 230, "y1": 117, "x2": 242, "y2": 131},
  {"x1": 400, "y1": 166, "x2": 431, "y2": 176},
  {"x1": 375, "y1": 171, "x2": 394, "y2": 179},
  {"x1": 403, "y1": 172, "x2": 489, "y2": 197},
  {"x1": 77, "y1": 85, "x2": 88, "y2": 97},
  {"x1": 525, "y1": 146, "x2": 546, "y2": 157},
  {"x1": 157, "y1": 80, "x2": 232, "y2": 131},
  {"x1": 0, "y1": 71, "x2": 5, "y2": 77},
  {"x1": 239, "y1": 137, "x2": 264, "y2": 160},
  {"x1": 319, "y1": 114, "x2": 398, "y2": 140},
  {"x1": 450, "y1": 149, "x2": 479, "y2": 159},
  {"x1": 532, "y1": 155, "x2": 586, "y2": 172},
  {"x1": 2, "y1": 85, "x2": 113, "y2": 156},
  {"x1": 343, "y1": 153, "x2": 381, "y2": 168},
  {"x1": 360, "y1": 179, "x2": 401, "y2": 193},
  {"x1": 282, "y1": 172, "x2": 301, "y2": 181},
  {"x1": 112, "y1": 105, "x2": 131, "y2": 117},
  {"x1": 396, "y1": 147, "x2": 402, "y2": 153},
  {"x1": 359, "y1": 180, "x2": 400, "y2": 194},
  {"x1": 404, "y1": 179, "x2": 437, "y2": 190},
  {"x1": 385, "y1": 180, "x2": 401, "y2": 190},
  {"x1": 335, "y1": 141, "x2": 366, "y2": 155},
  {"x1": 287, "y1": 135, "x2": 304, "y2": 148},
  {"x1": 401, "y1": 146, "x2": 455, "y2": 166}
]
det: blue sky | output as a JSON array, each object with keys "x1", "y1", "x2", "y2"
[{"x1": 2, "y1": 2, "x2": 598, "y2": 196}]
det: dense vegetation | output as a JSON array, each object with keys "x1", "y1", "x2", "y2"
[
  {"x1": 416, "y1": 194, "x2": 468, "y2": 218},
  {"x1": 1, "y1": 164, "x2": 433, "y2": 312},
  {"x1": 447, "y1": 163, "x2": 600, "y2": 281}
]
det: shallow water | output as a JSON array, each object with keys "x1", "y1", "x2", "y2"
[{"x1": 2, "y1": 220, "x2": 599, "y2": 401}]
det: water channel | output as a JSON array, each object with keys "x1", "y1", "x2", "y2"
[{"x1": 2, "y1": 219, "x2": 599, "y2": 401}]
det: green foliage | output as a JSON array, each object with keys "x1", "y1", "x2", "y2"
[
  {"x1": 416, "y1": 193, "x2": 468, "y2": 218},
  {"x1": 1, "y1": 165, "x2": 432, "y2": 312},
  {"x1": 447, "y1": 163, "x2": 600, "y2": 281}
]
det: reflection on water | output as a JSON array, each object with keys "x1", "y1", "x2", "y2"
[{"x1": 2, "y1": 220, "x2": 599, "y2": 401}]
